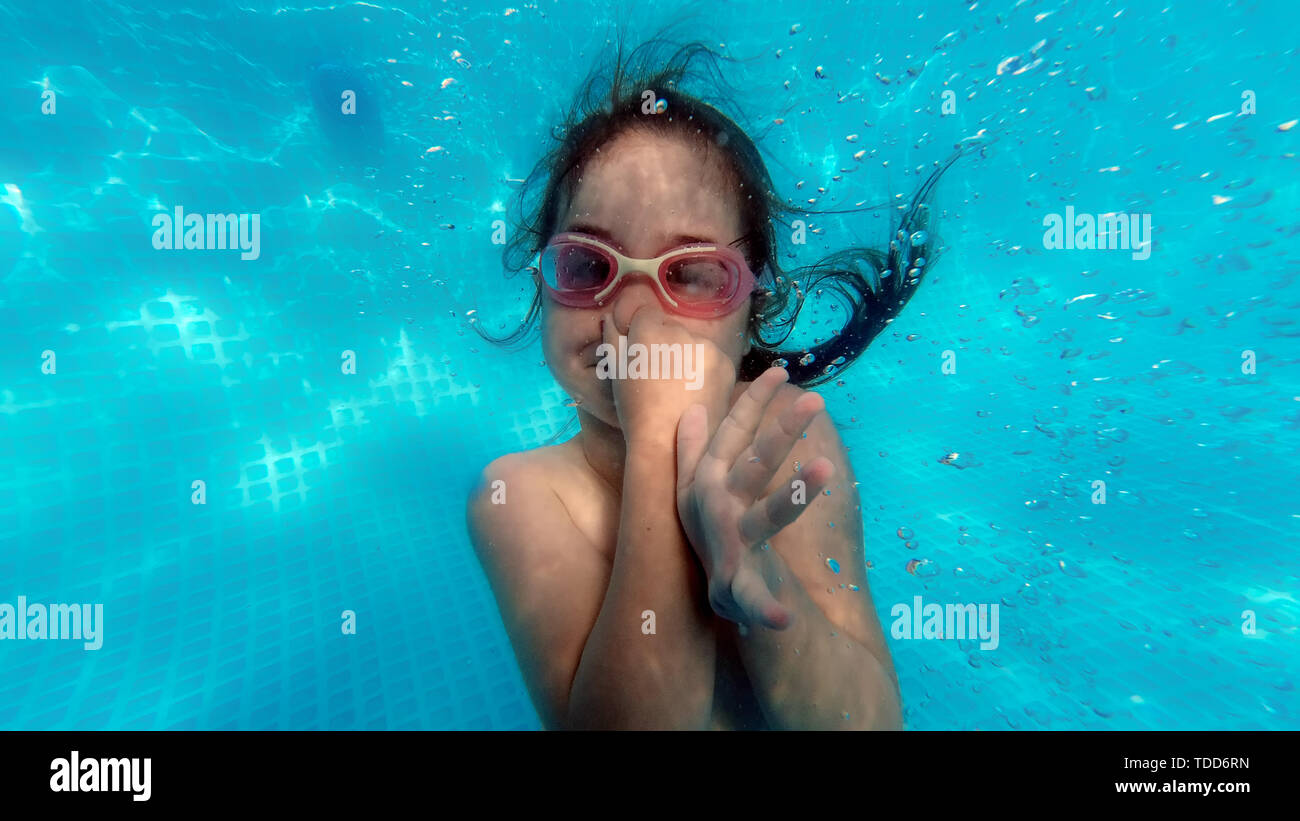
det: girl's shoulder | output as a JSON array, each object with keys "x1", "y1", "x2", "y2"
[
  {"x1": 468, "y1": 434, "x2": 611, "y2": 528},
  {"x1": 466, "y1": 435, "x2": 616, "y2": 566},
  {"x1": 471, "y1": 437, "x2": 582, "y2": 501}
]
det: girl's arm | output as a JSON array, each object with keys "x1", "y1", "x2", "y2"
[
  {"x1": 566, "y1": 433, "x2": 717, "y2": 729},
  {"x1": 732, "y1": 402, "x2": 902, "y2": 730},
  {"x1": 467, "y1": 441, "x2": 716, "y2": 730}
]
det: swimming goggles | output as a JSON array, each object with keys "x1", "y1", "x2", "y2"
[{"x1": 533, "y1": 232, "x2": 757, "y2": 318}]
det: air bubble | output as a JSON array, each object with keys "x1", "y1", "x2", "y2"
[{"x1": 906, "y1": 558, "x2": 940, "y2": 578}]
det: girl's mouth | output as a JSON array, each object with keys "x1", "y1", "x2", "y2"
[{"x1": 580, "y1": 339, "x2": 603, "y2": 368}]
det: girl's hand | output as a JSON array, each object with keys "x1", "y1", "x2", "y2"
[
  {"x1": 602, "y1": 307, "x2": 737, "y2": 448},
  {"x1": 675, "y1": 367, "x2": 836, "y2": 630}
]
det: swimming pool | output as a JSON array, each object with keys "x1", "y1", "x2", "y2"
[{"x1": 0, "y1": 0, "x2": 1296, "y2": 730}]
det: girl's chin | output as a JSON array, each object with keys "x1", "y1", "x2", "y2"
[{"x1": 567, "y1": 385, "x2": 616, "y2": 424}]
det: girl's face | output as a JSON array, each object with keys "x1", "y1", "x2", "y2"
[{"x1": 540, "y1": 128, "x2": 754, "y2": 429}]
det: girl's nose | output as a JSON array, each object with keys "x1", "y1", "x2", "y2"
[{"x1": 610, "y1": 277, "x2": 664, "y2": 332}]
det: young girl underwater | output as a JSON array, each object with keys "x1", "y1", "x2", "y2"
[{"x1": 467, "y1": 34, "x2": 966, "y2": 730}]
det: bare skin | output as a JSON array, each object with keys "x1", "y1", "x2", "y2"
[{"x1": 466, "y1": 129, "x2": 902, "y2": 730}]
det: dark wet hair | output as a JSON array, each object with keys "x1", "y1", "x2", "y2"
[{"x1": 479, "y1": 24, "x2": 970, "y2": 388}]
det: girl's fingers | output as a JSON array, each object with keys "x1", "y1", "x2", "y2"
[
  {"x1": 726, "y1": 390, "x2": 825, "y2": 499},
  {"x1": 707, "y1": 367, "x2": 788, "y2": 469},
  {"x1": 738, "y1": 456, "x2": 836, "y2": 546},
  {"x1": 730, "y1": 565, "x2": 792, "y2": 631},
  {"x1": 707, "y1": 578, "x2": 744, "y2": 625}
]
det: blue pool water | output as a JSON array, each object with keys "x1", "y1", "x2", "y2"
[{"x1": 1, "y1": 0, "x2": 1296, "y2": 729}]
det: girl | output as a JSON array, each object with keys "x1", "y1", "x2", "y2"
[{"x1": 467, "y1": 33, "x2": 961, "y2": 730}]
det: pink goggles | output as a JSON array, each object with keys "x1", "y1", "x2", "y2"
[{"x1": 533, "y1": 232, "x2": 758, "y2": 318}]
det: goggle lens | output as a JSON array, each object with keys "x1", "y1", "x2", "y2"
[
  {"x1": 663, "y1": 255, "x2": 736, "y2": 303},
  {"x1": 542, "y1": 243, "x2": 611, "y2": 292}
]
